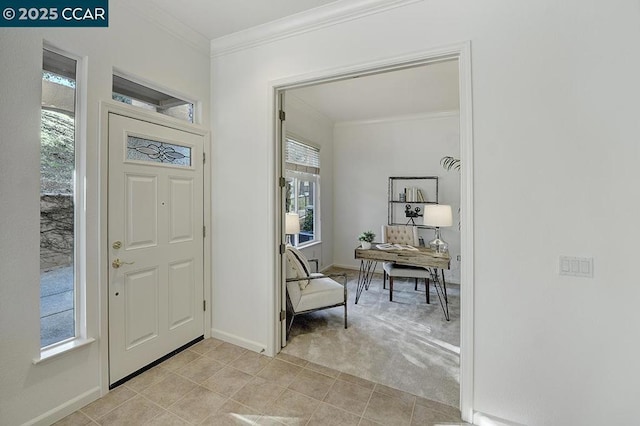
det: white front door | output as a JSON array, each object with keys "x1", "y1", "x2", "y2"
[{"x1": 108, "y1": 113, "x2": 204, "y2": 385}]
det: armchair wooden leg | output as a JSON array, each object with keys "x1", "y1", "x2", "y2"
[
  {"x1": 383, "y1": 271, "x2": 387, "y2": 289},
  {"x1": 415, "y1": 278, "x2": 418, "y2": 291},
  {"x1": 389, "y1": 276, "x2": 394, "y2": 302}
]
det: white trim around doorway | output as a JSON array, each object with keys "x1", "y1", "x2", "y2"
[{"x1": 269, "y1": 41, "x2": 475, "y2": 422}]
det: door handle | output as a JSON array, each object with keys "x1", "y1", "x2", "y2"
[{"x1": 112, "y1": 258, "x2": 135, "y2": 269}]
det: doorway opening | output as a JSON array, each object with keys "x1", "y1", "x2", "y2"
[{"x1": 274, "y1": 45, "x2": 474, "y2": 417}]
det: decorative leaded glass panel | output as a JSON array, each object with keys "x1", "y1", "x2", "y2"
[{"x1": 127, "y1": 136, "x2": 191, "y2": 167}]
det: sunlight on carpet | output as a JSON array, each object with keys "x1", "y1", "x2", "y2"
[{"x1": 283, "y1": 268, "x2": 460, "y2": 407}]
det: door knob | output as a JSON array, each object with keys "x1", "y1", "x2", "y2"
[
  {"x1": 112, "y1": 241, "x2": 122, "y2": 249},
  {"x1": 112, "y1": 258, "x2": 135, "y2": 269}
]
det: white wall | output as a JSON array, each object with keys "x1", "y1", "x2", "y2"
[
  {"x1": 0, "y1": 1, "x2": 210, "y2": 423},
  {"x1": 333, "y1": 113, "x2": 460, "y2": 283},
  {"x1": 285, "y1": 95, "x2": 334, "y2": 270},
  {"x1": 210, "y1": 1, "x2": 640, "y2": 424}
]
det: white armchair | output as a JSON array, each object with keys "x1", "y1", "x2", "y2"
[
  {"x1": 285, "y1": 246, "x2": 347, "y2": 335},
  {"x1": 381, "y1": 225, "x2": 431, "y2": 303}
]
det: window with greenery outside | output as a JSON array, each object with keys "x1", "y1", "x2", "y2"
[
  {"x1": 285, "y1": 137, "x2": 320, "y2": 247},
  {"x1": 40, "y1": 50, "x2": 77, "y2": 348}
]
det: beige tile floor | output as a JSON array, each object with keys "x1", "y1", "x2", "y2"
[{"x1": 54, "y1": 338, "x2": 468, "y2": 426}]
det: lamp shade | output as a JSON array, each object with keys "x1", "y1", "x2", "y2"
[
  {"x1": 423, "y1": 204, "x2": 452, "y2": 227},
  {"x1": 285, "y1": 212, "x2": 300, "y2": 234}
]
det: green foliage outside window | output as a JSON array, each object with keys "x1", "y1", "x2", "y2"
[
  {"x1": 302, "y1": 208, "x2": 313, "y2": 232},
  {"x1": 41, "y1": 109, "x2": 74, "y2": 194}
]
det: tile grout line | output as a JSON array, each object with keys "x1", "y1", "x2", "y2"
[
  {"x1": 301, "y1": 391, "x2": 322, "y2": 426},
  {"x1": 276, "y1": 375, "x2": 350, "y2": 426},
  {"x1": 79, "y1": 384, "x2": 139, "y2": 423},
  {"x1": 408, "y1": 395, "x2": 417, "y2": 426},
  {"x1": 140, "y1": 352, "x2": 234, "y2": 424},
  {"x1": 359, "y1": 385, "x2": 377, "y2": 426},
  {"x1": 90, "y1": 389, "x2": 165, "y2": 425}
]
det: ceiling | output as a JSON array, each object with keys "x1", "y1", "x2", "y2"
[
  {"x1": 145, "y1": 0, "x2": 339, "y2": 40},
  {"x1": 287, "y1": 60, "x2": 460, "y2": 123},
  {"x1": 138, "y1": 1, "x2": 459, "y2": 123}
]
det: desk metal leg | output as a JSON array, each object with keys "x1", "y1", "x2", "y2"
[
  {"x1": 430, "y1": 268, "x2": 450, "y2": 321},
  {"x1": 355, "y1": 260, "x2": 377, "y2": 304}
]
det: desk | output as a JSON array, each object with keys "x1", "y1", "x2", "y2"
[{"x1": 354, "y1": 244, "x2": 452, "y2": 320}]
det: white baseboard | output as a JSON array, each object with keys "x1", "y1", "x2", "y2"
[
  {"x1": 473, "y1": 411, "x2": 526, "y2": 426},
  {"x1": 318, "y1": 264, "x2": 334, "y2": 273},
  {"x1": 211, "y1": 328, "x2": 267, "y2": 355},
  {"x1": 24, "y1": 386, "x2": 101, "y2": 426}
]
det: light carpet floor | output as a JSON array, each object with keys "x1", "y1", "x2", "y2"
[{"x1": 282, "y1": 267, "x2": 460, "y2": 408}]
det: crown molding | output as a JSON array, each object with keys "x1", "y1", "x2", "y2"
[
  {"x1": 122, "y1": 0, "x2": 211, "y2": 56},
  {"x1": 334, "y1": 109, "x2": 460, "y2": 127},
  {"x1": 210, "y1": 0, "x2": 423, "y2": 58}
]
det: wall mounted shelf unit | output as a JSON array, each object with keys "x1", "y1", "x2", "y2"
[{"x1": 388, "y1": 176, "x2": 439, "y2": 228}]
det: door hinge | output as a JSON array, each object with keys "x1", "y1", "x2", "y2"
[
  {"x1": 203, "y1": 153, "x2": 206, "y2": 164},
  {"x1": 203, "y1": 300, "x2": 206, "y2": 311},
  {"x1": 279, "y1": 310, "x2": 286, "y2": 321},
  {"x1": 279, "y1": 110, "x2": 286, "y2": 121},
  {"x1": 279, "y1": 243, "x2": 286, "y2": 255},
  {"x1": 279, "y1": 177, "x2": 286, "y2": 188},
  {"x1": 203, "y1": 225, "x2": 206, "y2": 238}
]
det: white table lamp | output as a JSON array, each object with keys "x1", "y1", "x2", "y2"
[
  {"x1": 285, "y1": 212, "x2": 300, "y2": 244},
  {"x1": 423, "y1": 204, "x2": 452, "y2": 253}
]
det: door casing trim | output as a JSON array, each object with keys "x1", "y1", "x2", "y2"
[
  {"x1": 98, "y1": 101, "x2": 211, "y2": 396},
  {"x1": 269, "y1": 41, "x2": 475, "y2": 421}
]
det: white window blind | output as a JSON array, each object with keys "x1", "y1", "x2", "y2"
[{"x1": 285, "y1": 138, "x2": 320, "y2": 175}]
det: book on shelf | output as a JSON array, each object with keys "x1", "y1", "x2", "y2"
[
  {"x1": 403, "y1": 187, "x2": 419, "y2": 202},
  {"x1": 402, "y1": 187, "x2": 425, "y2": 203}
]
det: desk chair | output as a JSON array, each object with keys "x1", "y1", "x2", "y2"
[{"x1": 381, "y1": 225, "x2": 431, "y2": 303}]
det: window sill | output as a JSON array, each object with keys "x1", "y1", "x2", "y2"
[
  {"x1": 297, "y1": 240, "x2": 322, "y2": 250},
  {"x1": 33, "y1": 337, "x2": 95, "y2": 365}
]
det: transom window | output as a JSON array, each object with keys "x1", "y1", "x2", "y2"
[
  {"x1": 285, "y1": 137, "x2": 320, "y2": 247},
  {"x1": 112, "y1": 74, "x2": 195, "y2": 123}
]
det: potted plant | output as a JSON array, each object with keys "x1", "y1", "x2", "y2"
[{"x1": 358, "y1": 231, "x2": 375, "y2": 249}]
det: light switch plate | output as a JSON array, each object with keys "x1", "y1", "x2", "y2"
[{"x1": 559, "y1": 256, "x2": 593, "y2": 278}]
